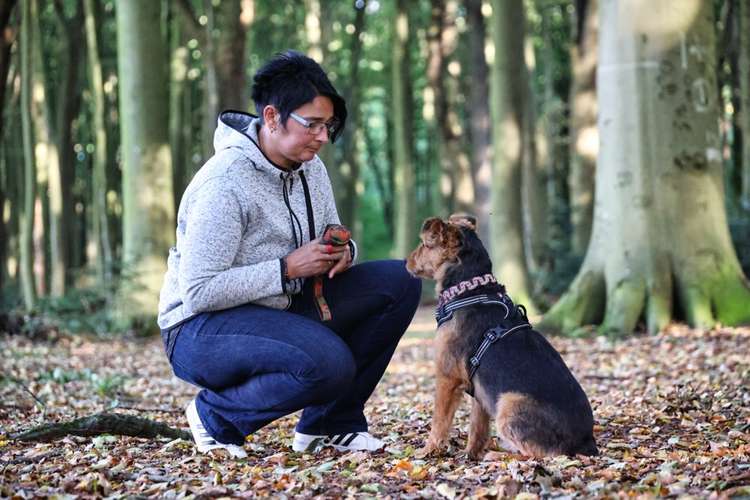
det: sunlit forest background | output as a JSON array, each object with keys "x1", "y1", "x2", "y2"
[{"x1": 0, "y1": 0, "x2": 748, "y2": 336}]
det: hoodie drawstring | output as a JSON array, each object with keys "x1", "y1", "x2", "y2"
[{"x1": 281, "y1": 172, "x2": 304, "y2": 251}]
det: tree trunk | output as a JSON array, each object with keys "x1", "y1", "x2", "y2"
[
  {"x1": 50, "y1": 1, "x2": 83, "y2": 293},
  {"x1": 83, "y1": 0, "x2": 112, "y2": 285},
  {"x1": 169, "y1": 6, "x2": 189, "y2": 213},
  {"x1": 520, "y1": 30, "x2": 547, "y2": 278},
  {"x1": 443, "y1": 2, "x2": 473, "y2": 215},
  {"x1": 426, "y1": 0, "x2": 448, "y2": 213},
  {"x1": 488, "y1": 0, "x2": 534, "y2": 309},
  {"x1": 568, "y1": 0, "x2": 598, "y2": 256},
  {"x1": 465, "y1": 0, "x2": 491, "y2": 245},
  {"x1": 303, "y1": 0, "x2": 338, "y2": 209},
  {"x1": 739, "y1": 0, "x2": 750, "y2": 209},
  {"x1": 392, "y1": 0, "x2": 416, "y2": 258},
  {"x1": 116, "y1": 0, "x2": 174, "y2": 327},
  {"x1": 339, "y1": 3, "x2": 366, "y2": 244},
  {"x1": 0, "y1": 0, "x2": 16, "y2": 293},
  {"x1": 0, "y1": 0, "x2": 17, "y2": 142},
  {"x1": 541, "y1": 0, "x2": 750, "y2": 336},
  {"x1": 215, "y1": 0, "x2": 249, "y2": 112},
  {"x1": 19, "y1": 0, "x2": 36, "y2": 310}
]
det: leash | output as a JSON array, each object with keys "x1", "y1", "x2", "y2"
[{"x1": 314, "y1": 224, "x2": 351, "y2": 321}]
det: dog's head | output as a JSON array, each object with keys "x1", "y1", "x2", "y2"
[{"x1": 406, "y1": 214, "x2": 478, "y2": 281}]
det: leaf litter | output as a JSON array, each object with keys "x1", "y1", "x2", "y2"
[{"x1": 0, "y1": 308, "x2": 748, "y2": 498}]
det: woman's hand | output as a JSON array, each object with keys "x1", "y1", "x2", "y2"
[{"x1": 285, "y1": 238, "x2": 351, "y2": 279}]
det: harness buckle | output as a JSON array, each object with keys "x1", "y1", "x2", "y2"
[
  {"x1": 469, "y1": 356, "x2": 480, "y2": 366},
  {"x1": 485, "y1": 330, "x2": 497, "y2": 342}
]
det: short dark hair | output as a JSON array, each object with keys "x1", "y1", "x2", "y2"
[{"x1": 251, "y1": 50, "x2": 347, "y2": 143}]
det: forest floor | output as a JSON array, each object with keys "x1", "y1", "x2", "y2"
[{"x1": 1, "y1": 305, "x2": 749, "y2": 498}]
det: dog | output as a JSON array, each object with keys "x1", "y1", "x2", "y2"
[{"x1": 406, "y1": 214, "x2": 598, "y2": 459}]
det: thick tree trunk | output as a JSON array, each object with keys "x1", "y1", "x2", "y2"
[
  {"x1": 465, "y1": 0, "x2": 491, "y2": 245},
  {"x1": 19, "y1": 0, "x2": 36, "y2": 310},
  {"x1": 568, "y1": 0, "x2": 598, "y2": 257},
  {"x1": 392, "y1": 0, "x2": 416, "y2": 258},
  {"x1": 29, "y1": 2, "x2": 64, "y2": 297},
  {"x1": 488, "y1": 0, "x2": 535, "y2": 309},
  {"x1": 116, "y1": 0, "x2": 174, "y2": 326},
  {"x1": 541, "y1": 0, "x2": 750, "y2": 336},
  {"x1": 739, "y1": 0, "x2": 750, "y2": 209},
  {"x1": 83, "y1": 0, "x2": 112, "y2": 285}
]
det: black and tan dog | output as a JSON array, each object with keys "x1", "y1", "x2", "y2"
[{"x1": 406, "y1": 214, "x2": 598, "y2": 459}]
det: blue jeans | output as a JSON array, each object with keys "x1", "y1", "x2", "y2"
[{"x1": 163, "y1": 260, "x2": 422, "y2": 445}]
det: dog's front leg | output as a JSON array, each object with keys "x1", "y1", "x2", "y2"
[
  {"x1": 419, "y1": 374, "x2": 463, "y2": 456},
  {"x1": 466, "y1": 398, "x2": 491, "y2": 460}
]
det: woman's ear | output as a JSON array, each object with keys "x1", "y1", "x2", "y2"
[{"x1": 262, "y1": 105, "x2": 279, "y2": 129}]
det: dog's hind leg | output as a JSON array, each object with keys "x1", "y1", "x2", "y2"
[
  {"x1": 495, "y1": 392, "x2": 565, "y2": 458},
  {"x1": 420, "y1": 374, "x2": 464, "y2": 456},
  {"x1": 466, "y1": 398, "x2": 491, "y2": 460}
]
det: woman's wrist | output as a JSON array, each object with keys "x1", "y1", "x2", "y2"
[{"x1": 280, "y1": 257, "x2": 292, "y2": 286}]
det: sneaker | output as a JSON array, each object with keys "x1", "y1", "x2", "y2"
[
  {"x1": 185, "y1": 399, "x2": 247, "y2": 459},
  {"x1": 292, "y1": 431, "x2": 385, "y2": 453}
]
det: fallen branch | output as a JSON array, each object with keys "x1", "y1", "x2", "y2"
[{"x1": 9, "y1": 412, "x2": 191, "y2": 442}]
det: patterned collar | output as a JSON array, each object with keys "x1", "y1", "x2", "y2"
[{"x1": 438, "y1": 273, "x2": 498, "y2": 305}]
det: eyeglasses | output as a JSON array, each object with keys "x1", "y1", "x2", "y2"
[{"x1": 288, "y1": 112, "x2": 340, "y2": 142}]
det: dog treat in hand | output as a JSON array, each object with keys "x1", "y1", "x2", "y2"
[{"x1": 320, "y1": 224, "x2": 351, "y2": 246}]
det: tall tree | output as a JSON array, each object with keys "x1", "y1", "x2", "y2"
[
  {"x1": 568, "y1": 0, "x2": 598, "y2": 256},
  {"x1": 338, "y1": 2, "x2": 366, "y2": 243},
  {"x1": 19, "y1": 0, "x2": 36, "y2": 310},
  {"x1": 0, "y1": 0, "x2": 17, "y2": 141},
  {"x1": 541, "y1": 0, "x2": 750, "y2": 336},
  {"x1": 176, "y1": 0, "x2": 251, "y2": 159},
  {"x1": 427, "y1": 0, "x2": 473, "y2": 216},
  {"x1": 83, "y1": 0, "x2": 112, "y2": 283},
  {"x1": 739, "y1": 0, "x2": 750, "y2": 209},
  {"x1": 488, "y1": 0, "x2": 535, "y2": 308},
  {"x1": 0, "y1": 0, "x2": 18, "y2": 293},
  {"x1": 392, "y1": 0, "x2": 416, "y2": 258},
  {"x1": 52, "y1": 0, "x2": 83, "y2": 287},
  {"x1": 116, "y1": 0, "x2": 174, "y2": 325},
  {"x1": 464, "y1": 0, "x2": 491, "y2": 244}
]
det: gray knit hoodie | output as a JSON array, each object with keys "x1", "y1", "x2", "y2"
[{"x1": 157, "y1": 110, "x2": 356, "y2": 330}]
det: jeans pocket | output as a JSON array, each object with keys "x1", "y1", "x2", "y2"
[{"x1": 161, "y1": 324, "x2": 182, "y2": 362}]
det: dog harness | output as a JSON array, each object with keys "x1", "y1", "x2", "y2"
[{"x1": 434, "y1": 274, "x2": 532, "y2": 396}]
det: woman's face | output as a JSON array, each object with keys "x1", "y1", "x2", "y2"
[{"x1": 272, "y1": 95, "x2": 334, "y2": 167}]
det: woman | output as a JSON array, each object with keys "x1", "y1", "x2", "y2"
[{"x1": 158, "y1": 50, "x2": 421, "y2": 458}]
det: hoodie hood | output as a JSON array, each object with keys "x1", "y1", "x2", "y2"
[{"x1": 214, "y1": 110, "x2": 306, "y2": 176}]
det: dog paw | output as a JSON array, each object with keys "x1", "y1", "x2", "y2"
[
  {"x1": 465, "y1": 447, "x2": 486, "y2": 461},
  {"x1": 416, "y1": 442, "x2": 442, "y2": 458}
]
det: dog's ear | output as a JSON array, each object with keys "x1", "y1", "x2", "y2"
[
  {"x1": 448, "y1": 213, "x2": 478, "y2": 232},
  {"x1": 420, "y1": 217, "x2": 444, "y2": 246}
]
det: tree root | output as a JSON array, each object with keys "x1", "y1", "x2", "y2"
[{"x1": 9, "y1": 412, "x2": 191, "y2": 442}]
